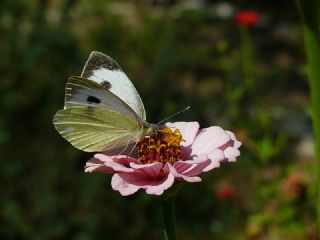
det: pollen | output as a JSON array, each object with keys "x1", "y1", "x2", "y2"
[{"x1": 137, "y1": 128, "x2": 185, "y2": 164}]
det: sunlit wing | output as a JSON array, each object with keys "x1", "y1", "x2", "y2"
[
  {"x1": 64, "y1": 76, "x2": 141, "y2": 122},
  {"x1": 81, "y1": 51, "x2": 146, "y2": 121},
  {"x1": 53, "y1": 107, "x2": 143, "y2": 152}
]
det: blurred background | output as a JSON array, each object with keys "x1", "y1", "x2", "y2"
[{"x1": 0, "y1": 0, "x2": 317, "y2": 239}]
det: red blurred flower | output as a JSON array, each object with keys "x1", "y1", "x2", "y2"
[
  {"x1": 234, "y1": 10, "x2": 261, "y2": 26},
  {"x1": 216, "y1": 185, "x2": 235, "y2": 200}
]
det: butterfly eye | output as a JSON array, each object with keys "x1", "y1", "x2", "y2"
[{"x1": 87, "y1": 96, "x2": 101, "y2": 104}]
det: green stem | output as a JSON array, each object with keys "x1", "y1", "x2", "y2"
[
  {"x1": 160, "y1": 196, "x2": 176, "y2": 240},
  {"x1": 240, "y1": 26, "x2": 255, "y2": 91},
  {"x1": 295, "y1": 0, "x2": 320, "y2": 230}
]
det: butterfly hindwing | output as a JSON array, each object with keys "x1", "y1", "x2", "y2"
[
  {"x1": 53, "y1": 107, "x2": 143, "y2": 152},
  {"x1": 81, "y1": 51, "x2": 146, "y2": 121}
]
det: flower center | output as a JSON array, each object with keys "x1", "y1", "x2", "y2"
[{"x1": 136, "y1": 128, "x2": 185, "y2": 164}]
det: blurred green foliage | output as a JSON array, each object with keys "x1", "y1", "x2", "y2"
[{"x1": 0, "y1": 0, "x2": 317, "y2": 239}]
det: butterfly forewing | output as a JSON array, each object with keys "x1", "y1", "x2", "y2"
[
  {"x1": 53, "y1": 107, "x2": 143, "y2": 152},
  {"x1": 81, "y1": 51, "x2": 146, "y2": 121},
  {"x1": 64, "y1": 76, "x2": 140, "y2": 122}
]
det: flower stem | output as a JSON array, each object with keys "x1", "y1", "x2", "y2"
[
  {"x1": 160, "y1": 196, "x2": 176, "y2": 240},
  {"x1": 240, "y1": 26, "x2": 255, "y2": 91},
  {"x1": 295, "y1": 0, "x2": 320, "y2": 230}
]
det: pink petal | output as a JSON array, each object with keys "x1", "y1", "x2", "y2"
[
  {"x1": 217, "y1": 131, "x2": 241, "y2": 162},
  {"x1": 181, "y1": 155, "x2": 211, "y2": 176},
  {"x1": 100, "y1": 154, "x2": 139, "y2": 166},
  {"x1": 222, "y1": 131, "x2": 241, "y2": 161},
  {"x1": 168, "y1": 164, "x2": 202, "y2": 182},
  {"x1": 223, "y1": 147, "x2": 240, "y2": 162},
  {"x1": 203, "y1": 149, "x2": 225, "y2": 172},
  {"x1": 171, "y1": 155, "x2": 210, "y2": 182},
  {"x1": 190, "y1": 127, "x2": 241, "y2": 171},
  {"x1": 146, "y1": 165, "x2": 175, "y2": 195},
  {"x1": 124, "y1": 163, "x2": 164, "y2": 183},
  {"x1": 227, "y1": 131, "x2": 242, "y2": 148},
  {"x1": 130, "y1": 162, "x2": 162, "y2": 170},
  {"x1": 111, "y1": 174, "x2": 141, "y2": 196},
  {"x1": 85, "y1": 157, "x2": 114, "y2": 173},
  {"x1": 115, "y1": 163, "x2": 174, "y2": 195},
  {"x1": 85, "y1": 154, "x2": 138, "y2": 173},
  {"x1": 173, "y1": 155, "x2": 209, "y2": 175},
  {"x1": 191, "y1": 126, "x2": 231, "y2": 157},
  {"x1": 166, "y1": 121, "x2": 200, "y2": 147}
]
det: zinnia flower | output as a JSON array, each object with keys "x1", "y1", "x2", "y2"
[
  {"x1": 85, "y1": 122, "x2": 241, "y2": 196},
  {"x1": 234, "y1": 10, "x2": 261, "y2": 27}
]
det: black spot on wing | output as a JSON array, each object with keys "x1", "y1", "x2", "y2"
[
  {"x1": 101, "y1": 81, "x2": 112, "y2": 89},
  {"x1": 82, "y1": 51, "x2": 121, "y2": 78},
  {"x1": 87, "y1": 96, "x2": 101, "y2": 104}
]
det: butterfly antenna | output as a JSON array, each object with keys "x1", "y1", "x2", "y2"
[{"x1": 157, "y1": 106, "x2": 190, "y2": 125}]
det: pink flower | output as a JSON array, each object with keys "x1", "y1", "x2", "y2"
[{"x1": 85, "y1": 122, "x2": 241, "y2": 196}]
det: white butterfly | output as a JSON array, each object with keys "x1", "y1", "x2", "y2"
[{"x1": 53, "y1": 51, "x2": 155, "y2": 152}]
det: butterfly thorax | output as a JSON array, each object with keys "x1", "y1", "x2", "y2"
[{"x1": 143, "y1": 122, "x2": 157, "y2": 136}]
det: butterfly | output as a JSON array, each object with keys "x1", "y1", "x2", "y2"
[{"x1": 53, "y1": 51, "x2": 155, "y2": 152}]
